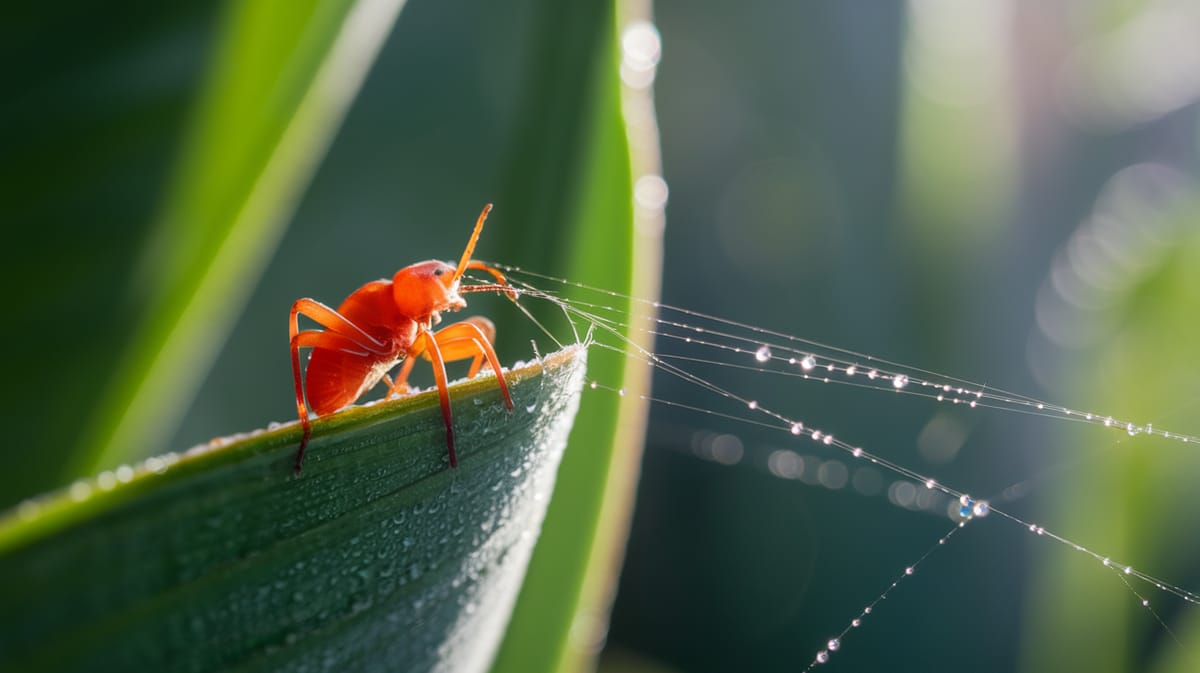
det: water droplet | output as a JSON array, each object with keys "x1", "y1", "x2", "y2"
[
  {"x1": 892, "y1": 374, "x2": 909, "y2": 390},
  {"x1": 867, "y1": 369, "x2": 879, "y2": 380},
  {"x1": 69, "y1": 481, "x2": 92, "y2": 502},
  {"x1": 747, "y1": 400, "x2": 758, "y2": 410},
  {"x1": 1124, "y1": 566, "x2": 1133, "y2": 575},
  {"x1": 1102, "y1": 557, "x2": 1111, "y2": 567},
  {"x1": 801, "y1": 355, "x2": 817, "y2": 371},
  {"x1": 815, "y1": 651, "x2": 829, "y2": 664},
  {"x1": 972, "y1": 500, "x2": 990, "y2": 517},
  {"x1": 851, "y1": 618, "x2": 861, "y2": 627},
  {"x1": 589, "y1": 381, "x2": 598, "y2": 389},
  {"x1": 790, "y1": 422, "x2": 804, "y2": 435},
  {"x1": 924, "y1": 479, "x2": 936, "y2": 489},
  {"x1": 905, "y1": 566, "x2": 914, "y2": 575},
  {"x1": 852, "y1": 447, "x2": 864, "y2": 458},
  {"x1": 1126, "y1": 423, "x2": 1139, "y2": 436},
  {"x1": 17, "y1": 500, "x2": 39, "y2": 520},
  {"x1": 845, "y1": 365, "x2": 857, "y2": 376},
  {"x1": 97, "y1": 472, "x2": 117, "y2": 491},
  {"x1": 754, "y1": 345, "x2": 772, "y2": 363},
  {"x1": 828, "y1": 638, "x2": 841, "y2": 651}
]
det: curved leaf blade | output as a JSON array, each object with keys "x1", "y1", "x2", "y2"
[
  {"x1": 1, "y1": 346, "x2": 585, "y2": 673},
  {"x1": 490, "y1": 1, "x2": 662, "y2": 671}
]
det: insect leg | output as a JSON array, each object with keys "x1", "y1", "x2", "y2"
[
  {"x1": 402, "y1": 318, "x2": 513, "y2": 468},
  {"x1": 290, "y1": 298, "x2": 390, "y2": 354},
  {"x1": 386, "y1": 357, "x2": 417, "y2": 398},
  {"x1": 289, "y1": 331, "x2": 326, "y2": 474},
  {"x1": 289, "y1": 299, "x2": 388, "y2": 475},
  {"x1": 422, "y1": 317, "x2": 514, "y2": 413},
  {"x1": 414, "y1": 331, "x2": 458, "y2": 468}
]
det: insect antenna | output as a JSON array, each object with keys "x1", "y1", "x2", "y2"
[{"x1": 454, "y1": 203, "x2": 493, "y2": 281}]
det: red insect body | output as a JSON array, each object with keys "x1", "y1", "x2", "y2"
[{"x1": 289, "y1": 205, "x2": 514, "y2": 473}]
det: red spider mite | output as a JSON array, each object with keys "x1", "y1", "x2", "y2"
[{"x1": 289, "y1": 204, "x2": 516, "y2": 474}]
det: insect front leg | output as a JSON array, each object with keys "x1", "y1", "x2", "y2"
[{"x1": 426, "y1": 317, "x2": 512, "y2": 408}]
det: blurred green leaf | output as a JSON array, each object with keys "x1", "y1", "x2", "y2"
[
  {"x1": 1023, "y1": 188, "x2": 1200, "y2": 673},
  {"x1": 490, "y1": 1, "x2": 660, "y2": 672},
  {"x1": 0, "y1": 348, "x2": 585, "y2": 673},
  {"x1": 0, "y1": 3, "x2": 220, "y2": 508},
  {"x1": 69, "y1": 0, "x2": 408, "y2": 481}
]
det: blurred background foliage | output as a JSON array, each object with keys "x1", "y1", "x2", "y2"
[{"x1": 3, "y1": 2, "x2": 1199, "y2": 673}]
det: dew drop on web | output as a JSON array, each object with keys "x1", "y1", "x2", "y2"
[
  {"x1": 801, "y1": 355, "x2": 817, "y2": 371},
  {"x1": 754, "y1": 345, "x2": 772, "y2": 363},
  {"x1": 892, "y1": 374, "x2": 909, "y2": 390}
]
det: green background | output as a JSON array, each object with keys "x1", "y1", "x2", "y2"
[{"x1": 3, "y1": 1, "x2": 1198, "y2": 672}]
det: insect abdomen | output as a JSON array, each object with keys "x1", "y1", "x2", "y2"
[{"x1": 305, "y1": 348, "x2": 394, "y2": 416}]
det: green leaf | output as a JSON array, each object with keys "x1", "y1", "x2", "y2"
[
  {"x1": 0, "y1": 3, "x2": 220, "y2": 507},
  {"x1": 0, "y1": 347, "x2": 586, "y2": 673},
  {"x1": 70, "y1": 0, "x2": 409, "y2": 481},
  {"x1": 1021, "y1": 192, "x2": 1200, "y2": 673},
  {"x1": 490, "y1": 1, "x2": 661, "y2": 671}
]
